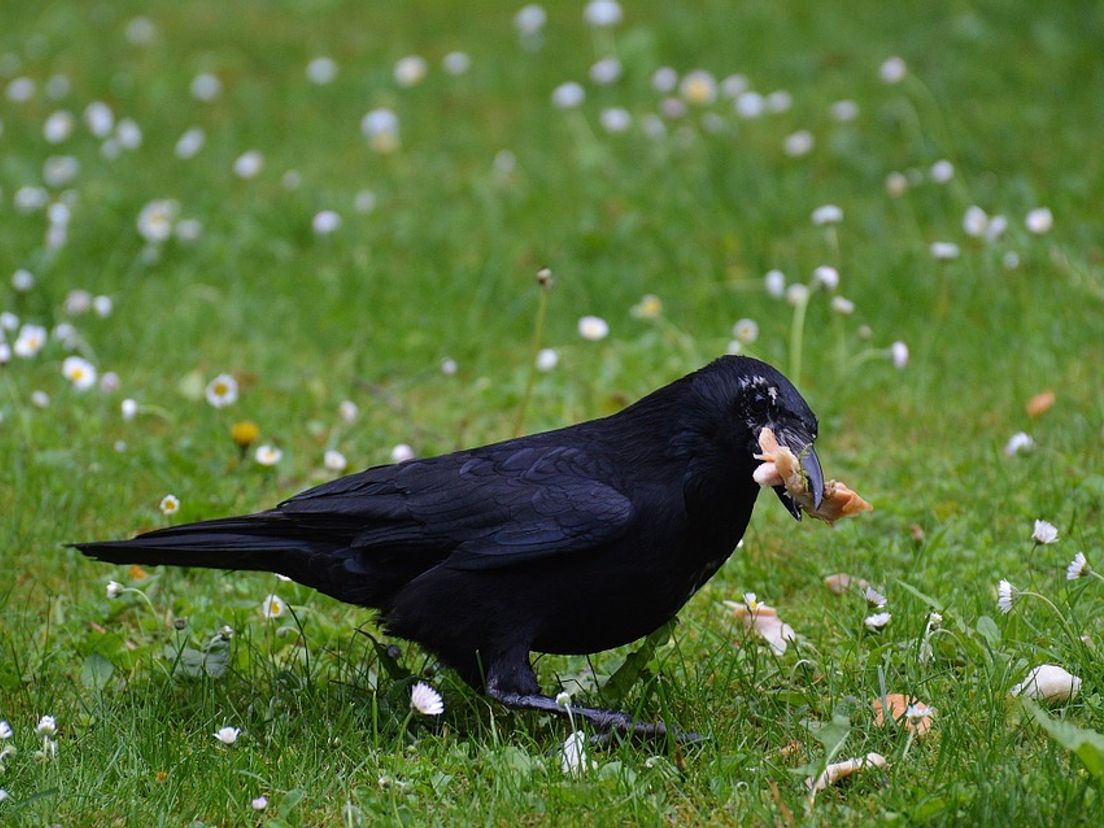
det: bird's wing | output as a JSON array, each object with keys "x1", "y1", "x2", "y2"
[{"x1": 276, "y1": 443, "x2": 635, "y2": 571}]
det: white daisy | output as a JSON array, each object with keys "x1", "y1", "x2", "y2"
[
  {"x1": 410, "y1": 681, "x2": 444, "y2": 715},
  {"x1": 766, "y1": 90, "x2": 793, "y2": 113},
  {"x1": 890, "y1": 341, "x2": 909, "y2": 369},
  {"x1": 785, "y1": 284, "x2": 810, "y2": 306},
  {"x1": 514, "y1": 4, "x2": 547, "y2": 37},
  {"x1": 879, "y1": 56, "x2": 907, "y2": 84},
  {"x1": 306, "y1": 57, "x2": 338, "y2": 85},
  {"x1": 205, "y1": 373, "x2": 239, "y2": 408},
  {"x1": 93, "y1": 295, "x2": 113, "y2": 317},
  {"x1": 963, "y1": 206, "x2": 989, "y2": 238},
  {"x1": 930, "y1": 241, "x2": 960, "y2": 260},
  {"x1": 106, "y1": 580, "x2": 123, "y2": 599},
  {"x1": 324, "y1": 450, "x2": 347, "y2": 472},
  {"x1": 233, "y1": 150, "x2": 264, "y2": 179},
  {"x1": 1025, "y1": 207, "x2": 1053, "y2": 234},
  {"x1": 764, "y1": 269, "x2": 786, "y2": 298},
  {"x1": 190, "y1": 73, "x2": 222, "y2": 102},
  {"x1": 214, "y1": 726, "x2": 239, "y2": 745},
  {"x1": 812, "y1": 266, "x2": 839, "y2": 291},
  {"x1": 811, "y1": 204, "x2": 843, "y2": 226},
  {"x1": 679, "y1": 70, "x2": 717, "y2": 105},
  {"x1": 394, "y1": 55, "x2": 428, "y2": 88},
  {"x1": 116, "y1": 118, "x2": 142, "y2": 150},
  {"x1": 83, "y1": 102, "x2": 115, "y2": 136},
  {"x1": 12, "y1": 268, "x2": 35, "y2": 292},
  {"x1": 831, "y1": 296, "x2": 855, "y2": 315},
  {"x1": 536, "y1": 348, "x2": 559, "y2": 371},
  {"x1": 442, "y1": 52, "x2": 471, "y2": 76},
  {"x1": 361, "y1": 108, "x2": 400, "y2": 153},
  {"x1": 312, "y1": 210, "x2": 342, "y2": 235},
  {"x1": 652, "y1": 67, "x2": 678, "y2": 93},
  {"x1": 43, "y1": 110, "x2": 75, "y2": 144},
  {"x1": 121, "y1": 398, "x2": 138, "y2": 421},
  {"x1": 863, "y1": 585, "x2": 887, "y2": 608},
  {"x1": 0, "y1": 721, "x2": 11, "y2": 739},
  {"x1": 885, "y1": 171, "x2": 909, "y2": 198},
  {"x1": 829, "y1": 99, "x2": 859, "y2": 122},
  {"x1": 732, "y1": 318, "x2": 758, "y2": 344},
  {"x1": 62, "y1": 356, "x2": 97, "y2": 391},
  {"x1": 1032, "y1": 519, "x2": 1058, "y2": 545},
  {"x1": 136, "y1": 199, "x2": 179, "y2": 243},
  {"x1": 583, "y1": 0, "x2": 623, "y2": 28},
  {"x1": 863, "y1": 612, "x2": 892, "y2": 631},
  {"x1": 13, "y1": 324, "x2": 47, "y2": 358},
  {"x1": 35, "y1": 715, "x2": 57, "y2": 736},
  {"x1": 254, "y1": 445, "x2": 283, "y2": 466},
  {"x1": 783, "y1": 130, "x2": 814, "y2": 157},
  {"x1": 929, "y1": 159, "x2": 954, "y2": 183},
  {"x1": 338, "y1": 400, "x2": 359, "y2": 423},
  {"x1": 159, "y1": 494, "x2": 180, "y2": 516},
  {"x1": 261, "y1": 594, "x2": 284, "y2": 619},
  {"x1": 997, "y1": 579, "x2": 1017, "y2": 614},
  {"x1": 1066, "y1": 552, "x2": 1089, "y2": 581},
  {"x1": 175, "y1": 127, "x2": 206, "y2": 160},
  {"x1": 590, "y1": 57, "x2": 623, "y2": 86},
  {"x1": 1004, "y1": 432, "x2": 1034, "y2": 456},
  {"x1": 551, "y1": 82, "x2": 585, "y2": 110},
  {"x1": 599, "y1": 107, "x2": 631, "y2": 133},
  {"x1": 391, "y1": 444, "x2": 415, "y2": 463},
  {"x1": 577, "y1": 315, "x2": 609, "y2": 341},
  {"x1": 7, "y1": 77, "x2": 36, "y2": 103}
]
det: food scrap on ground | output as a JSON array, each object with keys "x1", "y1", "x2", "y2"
[
  {"x1": 871, "y1": 694, "x2": 935, "y2": 736},
  {"x1": 807, "y1": 752, "x2": 888, "y2": 792},
  {"x1": 1010, "y1": 664, "x2": 1081, "y2": 703},
  {"x1": 723, "y1": 596, "x2": 797, "y2": 655}
]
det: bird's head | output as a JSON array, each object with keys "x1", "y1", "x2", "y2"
[{"x1": 687, "y1": 356, "x2": 822, "y2": 521}]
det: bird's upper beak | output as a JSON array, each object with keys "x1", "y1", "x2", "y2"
[{"x1": 773, "y1": 428, "x2": 823, "y2": 521}]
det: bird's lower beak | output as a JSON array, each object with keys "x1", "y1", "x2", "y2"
[{"x1": 772, "y1": 435, "x2": 824, "y2": 521}]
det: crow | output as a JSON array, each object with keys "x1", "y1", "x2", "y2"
[{"x1": 74, "y1": 356, "x2": 822, "y2": 738}]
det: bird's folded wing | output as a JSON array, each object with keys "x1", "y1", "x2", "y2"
[{"x1": 276, "y1": 444, "x2": 635, "y2": 571}]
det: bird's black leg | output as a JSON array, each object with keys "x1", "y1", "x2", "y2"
[{"x1": 483, "y1": 651, "x2": 684, "y2": 741}]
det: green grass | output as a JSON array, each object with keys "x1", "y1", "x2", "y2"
[{"x1": 2, "y1": 0, "x2": 1104, "y2": 824}]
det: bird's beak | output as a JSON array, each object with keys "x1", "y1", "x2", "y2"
[{"x1": 772, "y1": 430, "x2": 823, "y2": 521}]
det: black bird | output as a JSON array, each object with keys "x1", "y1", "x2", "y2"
[{"x1": 74, "y1": 356, "x2": 822, "y2": 737}]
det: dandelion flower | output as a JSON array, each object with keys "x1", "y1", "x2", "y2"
[
  {"x1": 324, "y1": 449, "x2": 347, "y2": 472},
  {"x1": 255, "y1": 444, "x2": 283, "y2": 466},
  {"x1": 205, "y1": 373, "x2": 239, "y2": 408},
  {"x1": 306, "y1": 57, "x2": 338, "y2": 85},
  {"x1": 1066, "y1": 552, "x2": 1089, "y2": 581},
  {"x1": 1025, "y1": 207, "x2": 1053, "y2": 234},
  {"x1": 536, "y1": 348, "x2": 559, "y2": 371},
  {"x1": 551, "y1": 81, "x2": 585, "y2": 109},
  {"x1": 890, "y1": 341, "x2": 909, "y2": 369},
  {"x1": 394, "y1": 55, "x2": 428, "y2": 87},
  {"x1": 1032, "y1": 519, "x2": 1058, "y2": 545},
  {"x1": 230, "y1": 421, "x2": 260, "y2": 450},
  {"x1": 680, "y1": 70, "x2": 717, "y2": 105},
  {"x1": 214, "y1": 726, "x2": 239, "y2": 745},
  {"x1": 811, "y1": 204, "x2": 843, "y2": 226},
  {"x1": 159, "y1": 494, "x2": 180, "y2": 516},
  {"x1": 35, "y1": 715, "x2": 57, "y2": 736},
  {"x1": 261, "y1": 594, "x2": 284, "y2": 619},
  {"x1": 62, "y1": 356, "x2": 97, "y2": 391},
  {"x1": 578, "y1": 315, "x2": 609, "y2": 341},
  {"x1": 560, "y1": 730, "x2": 588, "y2": 775},
  {"x1": 1004, "y1": 431, "x2": 1034, "y2": 456},
  {"x1": 584, "y1": 0, "x2": 623, "y2": 27},
  {"x1": 391, "y1": 444, "x2": 415, "y2": 463},
  {"x1": 410, "y1": 681, "x2": 444, "y2": 715},
  {"x1": 1010, "y1": 664, "x2": 1081, "y2": 703},
  {"x1": 864, "y1": 612, "x2": 892, "y2": 631},
  {"x1": 997, "y1": 579, "x2": 1017, "y2": 614}
]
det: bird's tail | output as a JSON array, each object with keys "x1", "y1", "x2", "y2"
[{"x1": 71, "y1": 514, "x2": 326, "y2": 574}]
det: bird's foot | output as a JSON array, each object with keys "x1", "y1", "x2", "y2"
[{"x1": 486, "y1": 687, "x2": 700, "y2": 743}]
